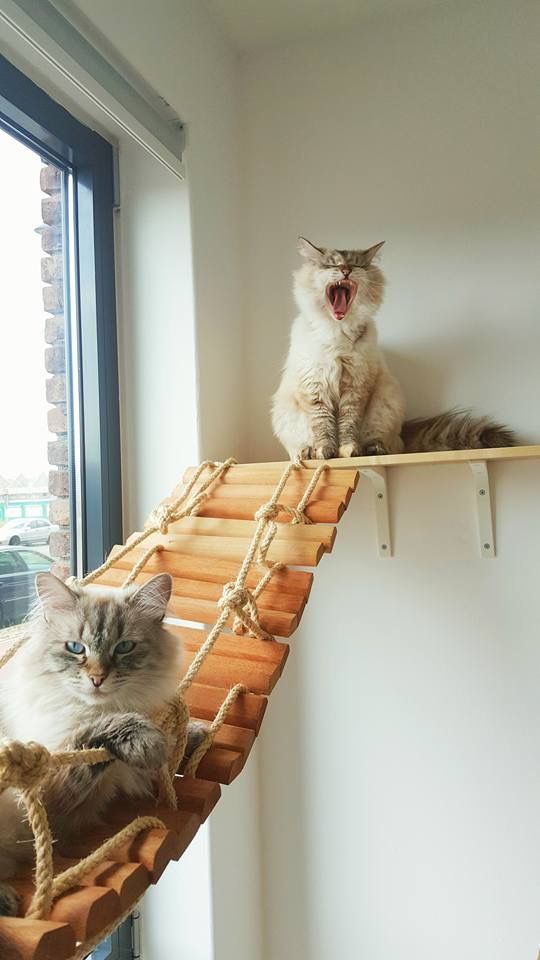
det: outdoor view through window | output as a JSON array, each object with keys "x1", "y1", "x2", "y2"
[{"x1": 0, "y1": 128, "x2": 72, "y2": 644}]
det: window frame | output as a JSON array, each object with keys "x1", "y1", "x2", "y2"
[{"x1": 0, "y1": 52, "x2": 122, "y2": 574}]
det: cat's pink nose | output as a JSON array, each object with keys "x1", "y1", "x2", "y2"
[{"x1": 90, "y1": 675, "x2": 106, "y2": 688}]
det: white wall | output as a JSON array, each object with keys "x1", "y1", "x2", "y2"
[
  {"x1": 257, "y1": 460, "x2": 540, "y2": 960},
  {"x1": 70, "y1": 0, "x2": 247, "y2": 464},
  {"x1": 240, "y1": 0, "x2": 540, "y2": 462},
  {"x1": 114, "y1": 140, "x2": 199, "y2": 532},
  {"x1": 238, "y1": 2, "x2": 540, "y2": 959}
]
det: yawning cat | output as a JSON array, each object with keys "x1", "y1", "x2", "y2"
[{"x1": 271, "y1": 237, "x2": 515, "y2": 459}]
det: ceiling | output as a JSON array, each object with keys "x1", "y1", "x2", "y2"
[{"x1": 206, "y1": 0, "x2": 452, "y2": 53}]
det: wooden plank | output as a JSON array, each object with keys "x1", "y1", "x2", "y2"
[
  {"x1": 172, "y1": 597, "x2": 296, "y2": 637},
  {"x1": 185, "y1": 684, "x2": 267, "y2": 733},
  {"x1": 59, "y1": 826, "x2": 189, "y2": 884},
  {"x1": 0, "y1": 918, "x2": 76, "y2": 960},
  {"x1": 170, "y1": 625, "x2": 289, "y2": 668},
  {"x1": 10, "y1": 882, "x2": 121, "y2": 943},
  {"x1": 181, "y1": 647, "x2": 281, "y2": 695},
  {"x1": 196, "y1": 497, "x2": 344, "y2": 523},
  {"x1": 14, "y1": 858, "x2": 148, "y2": 914},
  {"x1": 172, "y1": 482, "x2": 351, "y2": 505},
  {"x1": 106, "y1": 807, "x2": 200, "y2": 842},
  {"x1": 126, "y1": 531, "x2": 324, "y2": 567},
  {"x1": 107, "y1": 548, "x2": 313, "y2": 598},
  {"x1": 183, "y1": 745, "x2": 244, "y2": 784},
  {"x1": 93, "y1": 568, "x2": 305, "y2": 615},
  {"x1": 211, "y1": 723, "x2": 255, "y2": 757},
  {"x1": 86, "y1": 584, "x2": 297, "y2": 638},
  {"x1": 166, "y1": 515, "x2": 336, "y2": 551},
  {"x1": 170, "y1": 777, "x2": 221, "y2": 821},
  {"x1": 183, "y1": 464, "x2": 360, "y2": 488},
  {"x1": 253, "y1": 445, "x2": 540, "y2": 469}
]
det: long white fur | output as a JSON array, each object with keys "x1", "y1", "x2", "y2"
[{"x1": 272, "y1": 240, "x2": 405, "y2": 458}]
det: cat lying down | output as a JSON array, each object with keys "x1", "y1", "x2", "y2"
[
  {"x1": 0, "y1": 572, "x2": 204, "y2": 917},
  {"x1": 272, "y1": 237, "x2": 515, "y2": 459}
]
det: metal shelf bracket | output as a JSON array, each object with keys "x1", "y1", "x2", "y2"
[
  {"x1": 360, "y1": 466, "x2": 392, "y2": 557},
  {"x1": 468, "y1": 460, "x2": 495, "y2": 558}
]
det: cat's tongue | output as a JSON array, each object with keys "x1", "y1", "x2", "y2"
[
  {"x1": 331, "y1": 286, "x2": 349, "y2": 318},
  {"x1": 326, "y1": 280, "x2": 356, "y2": 320}
]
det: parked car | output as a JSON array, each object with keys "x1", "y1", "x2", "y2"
[
  {"x1": 0, "y1": 547, "x2": 52, "y2": 628},
  {"x1": 0, "y1": 517, "x2": 58, "y2": 546}
]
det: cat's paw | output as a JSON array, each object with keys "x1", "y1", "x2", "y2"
[
  {"x1": 87, "y1": 714, "x2": 169, "y2": 769},
  {"x1": 313, "y1": 443, "x2": 337, "y2": 460},
  {"x1": 362, "y1": 439, "x2": 389, "y2": 456},
  {"x1": 0, "y1": 882, "x2": 19, "y2": 917},
  {"x1": 184, "y1": 720, "x2": 208, "y2": 759},
  {"x1": 338, "y1": 442, "x2": 359, "y2": 458}
]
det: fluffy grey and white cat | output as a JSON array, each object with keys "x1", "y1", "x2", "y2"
[
  {"x1": 272, "y1": 238, "x2": 515, "y2": 458},
  {"x1": 0, "y1": 572, "x2": 199, "y2": 917}
]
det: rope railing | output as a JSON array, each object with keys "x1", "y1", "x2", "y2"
[{"x1": 0, "y1": 456, "x2": 328, "y2": 958}]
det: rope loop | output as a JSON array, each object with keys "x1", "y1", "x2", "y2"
[
  {"x1": 0, "y1": 741, "x2": 51, "y2": 792},
  {"x1": 254, "y1": 502, "x2": 280, "y2": 522},
  {"x1": 218, "y1": 581, "x2": 251, "y2": 613},
  {"x1": 146, "y1": 502, "x2": 176, "y2": 534}
]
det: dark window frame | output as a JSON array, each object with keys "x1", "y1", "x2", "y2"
[{"x1": 0, "y1": 52, "x2": 122, "y2": 574}]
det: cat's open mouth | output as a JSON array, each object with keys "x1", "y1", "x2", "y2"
[{"x1": 325, "y1": 280, "x2": 357, "y2": 320}]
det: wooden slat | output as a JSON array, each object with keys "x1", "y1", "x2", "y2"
[
  {"x1": 171, "y1": 625, "x2": 289, "y2": 668},
  {"x1": 10, "y1": 882, "x2": 120, "y2": 943},
  {"x1": 173, "y1": 777, "x2": 221, "y2": 821},
  {"x1": 54, "y1": 858, "x2": 148, "y2": 910},
  {"x1": 14, "y1": 858, "x2": 148, "y2": 913},
  {"x1": 183, "y1": 464, "x2": 360, "y2": 488},
  {"x1": 93, "y1": 568, "x2": 305, "y2": 615},
  {"x1": 107, "y1": 548, "x2": 313, "y2": 598},
  {"x1": 167, "y1": 515, "x2": 336, "y2": 551},
  {"x1": 181, "y1": 647, "x2": 280, "y2": 694},
  {"x1": 101, "y1": 781, "x2": 220, "y2": 826},
  {"x1": 185, "y1": 684, "x2": 267, "y2": 733},
  {"x1": 126, "y1": 531, "x2": 324, "y2": 567},
  {"x1": 86, "y1": 584, "x2": 297, "y2": 638},
  {"x1": 196, "y1": 497, "x2": 344, "y2": 523},
  {"x1": 211, "y1": 722, "x2": 255, "y2": 758},
  {"x1": 172, "y1": 481, "x2": 352, "y2": 506},
  {"x1": 186, "y1": 746, "x2": 244, "y2": 784},
  {"x1": 0, "y1": 918, "x2": 76, "y2": 960},
  {"x1": 60, "y1": 825, "x2": 192, "y2": 884}
]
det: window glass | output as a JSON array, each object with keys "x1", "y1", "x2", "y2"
[
  {"x1": 0, "y1": 552, "x2": 21, "y2": 574},
  {"x1": 17, "y1": 550, "x2": 51, "y2": 571}
]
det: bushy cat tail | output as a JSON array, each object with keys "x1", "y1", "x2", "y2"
[{"x1": 400, "y1": 409, "x2": 517, "y2": 453}]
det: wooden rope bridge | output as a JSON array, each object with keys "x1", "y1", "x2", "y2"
[{"x1": 0, "y1": 458, "x2": 359, "y2": 960}]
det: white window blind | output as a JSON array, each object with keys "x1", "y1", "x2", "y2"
[{"x1": 0, "y1": 0, "x2": 185, "y2": 179}]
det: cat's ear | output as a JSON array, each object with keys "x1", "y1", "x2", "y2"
[
  {"x1": 36, "y1": 572, "x2": 77, "y2": 618},
  {"x1": 129, "y1": 574, "x2": 172, "y2": 622},
  {"x1": 297, "y1": 237, "x2": 324, "y2": 263},
  {"x1": 363, "y1": 241, "x2": 385, "y2": 265}
]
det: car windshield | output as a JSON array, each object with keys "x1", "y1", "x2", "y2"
[{"x1": 3, "y1": 519, "x2": 26, "y2": 528}]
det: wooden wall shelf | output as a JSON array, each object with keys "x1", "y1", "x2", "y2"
[
  {"x1": 257, "y1": 445, "x2": 539, "y2": 559},
  {"x1": 257, "y1": 444, "x2": 540, "y2": 471}
]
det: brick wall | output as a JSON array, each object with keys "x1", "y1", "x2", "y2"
[{"x1": 40, "y1": 164, "x2": 70, "y2": 579}]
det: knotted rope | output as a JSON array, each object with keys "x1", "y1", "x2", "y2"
[
  {"x1": 79, "y1": 458, "x2": 236, "y2": 587},
  {"x1": 0, "y1": 456, "x2": 328, "y2": 955}
]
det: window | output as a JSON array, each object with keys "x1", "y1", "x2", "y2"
[
  {"x1": 0, "y1": 552, "x2": 21, "y2": 575},
  {"x1": 17, "y1": 550, "x2": 51, "y2": 571},
  {"x1": 0, "y1": 52, "x2": 121, "y2": 634}
]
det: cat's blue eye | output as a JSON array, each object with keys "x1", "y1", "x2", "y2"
[
  {"x1": 65, "y1": 640, "x2": 85, "y2": 655},
  {"x1": 114, "y1": 639, "x2": 135, "y2": 656}
]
